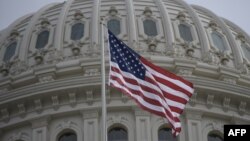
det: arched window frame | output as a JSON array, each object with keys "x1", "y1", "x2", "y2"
[
  {"x1": 157, "y1": 124, "x2": 179, "y2": 141},
  {"x1": 29, "y1": 19, "x2": 54, "y2": 53},
  {"x1": 103, "y1": 7, "x2": 126, "y2": 40},
  {"x1": 57, "y1": 129, "x2": 77, "y2": 141},
  {"x1": 138, "y1": 17, "x2": 163, "y2": 39},
  {"x1": 64, "y1": 13, "x2": 89, "y2": 46},
  {"x1": 240, "y1": 42, "x2": 250, "y2": 64},
  {"x1": 207, "y1": 131, "x2": 224, "y2": 141},
  {"x1": 51, "y1": 121, "x2": 82, "y2": 141},
  {"x1": 0, "y1": 30, "x2": 20, "y2": 64},
  {"x1": 172, "y1": 16, "x2": 199, "y2": 47},
  {"x1": 152, "y1": 118, "x2": 180, "y2": 141},
  {"x1": 206, "y1": 24, "x2": 231, "y2": 54},
  {"x1": 138, "y1": 11, "x2": 164, "y2": 40},
  {"x1": 108, "y1": 124, "x2": 128, "y2": 141},
  {"x1": 202, "y1": 122, "x2": 224, "y2": 141}
]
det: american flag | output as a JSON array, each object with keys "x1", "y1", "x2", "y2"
[{"x1": 108, "y1": 30, "x2": 194, "y2": 136}]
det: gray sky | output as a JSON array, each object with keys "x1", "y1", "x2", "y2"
[{"x1": 0, "y1": 0, "x2": 249, "y2": 35}]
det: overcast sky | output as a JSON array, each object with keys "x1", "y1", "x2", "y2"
[{"x1": 0, "y1": 0, "x2": 249, "y2": 35}]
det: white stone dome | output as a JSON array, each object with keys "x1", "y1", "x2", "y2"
[{"x1": 0, "y1": 0, "x2": 250, "y2": 141}]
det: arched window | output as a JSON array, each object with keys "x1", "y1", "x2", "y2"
[
  {"x1": 241, "y1": 43, "x2": 250, "y2": 61},
  {"x1": 108, "y1": 127, "x2": 128, "y2": 141},
  {"x1": 207, "y1": 133, "x2": 223, "y2": 141},
  {"x1": 108, "y1": 19, "x2": 121, "y2": 35},
  {"x1": 3, "y1": 42, "x2": 17, "y2": 62},
  {"x1": 178, "y1": 24, "x2": 193, "y2": 42},
  {"x1": 36, "y1": 30, "x2": 49, "y2": 49},
  {"x1": 158, "y1": 128, "x2": 177, "y2": 141},
  {"x1": 211, "y1": 31, "x2": 226, "y2": 51},
  {"x1": 71, "y1": 23, "x2": 84, "y2": 40},
  {"x1": 143, "y1": 19, "x2": 157, "y2": 36},
  {"x1": 58, "y1": 132, "x2": 77, "y2": 141}
]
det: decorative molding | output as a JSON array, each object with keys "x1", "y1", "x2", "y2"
[
  {"x1": 1, "y1": 108, "x2": 9, "y2": 122},
  {"x1": 17, "y1": 103, "x2": 26, "y2": 117},
  {"x1": 68, "y1": 92, "x2": 76, "y2": 107},
  {"x1": 34, "y1": 99, "x2": 42, "y2": 113},
  {"x1": 238, "y1": 101, "x2": 247, "y2": 115},
  {"x1": 86, "y1": 90, "x2": 94, "y2": 105},
  {"x1": 222, "y1": 97, "x2": 230, "y2": 111},
  {"x1": 51, "y1": 95, "x2": 59, "y2": 110},
  {"x1": 206, "y1": 94, "x2": 214, "y2": 108},
  {"x1": 82, "y1": 110, "x2": 99, "y2": 119}
]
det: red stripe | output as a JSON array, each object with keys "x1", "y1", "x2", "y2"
[
  {"x1": 112, "y1": 66, "x2": 185, "y2": 114},
  {"x1": 140, "y1": 57, "x2": 193, "y2": 88},
  {"x1": 112, "y1": 74, "x2": 180, "y2": 123}
]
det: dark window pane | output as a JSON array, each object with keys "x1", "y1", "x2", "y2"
[
  {"x1": 178, "y1": 24, "x2": 193, "y2": 42},
  {"x1": 211, "y1": 32, "x2": 226, "y2": 51},
  {"x1": 208, "y1": 134, "x2": 223, "y2": 141},
  {"x1": 108, "y1": 127, "x2": 128, "y2": 141},
  {"x1": 59, "y1": 133, "x2": 77, "y2": 141},
  {"x1": 143, "y1": 19, "x2": 158, "y2": 36},
  {"x1": 3, "y1": 42, "x2": 17, "y2": 62},
  {"x1": 158, "y1": 128, "x2": 177, "y2": 141},
  {"x1": 108, "y1": 19, "x2": 121, "y2": 36},
  {"x1": 241, "y1": 43, "x2": 250, "y2": 60},
  {"x1": 36, "y1": 30, "x2": 49, "y2": 49},
  {"x1": 71, "y1": 23, "x2": 84, "y2": 40}
]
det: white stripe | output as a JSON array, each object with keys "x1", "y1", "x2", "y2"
[
  {"x1": 143, "y1": 63, "x2": 194, "y2": 94},
  {"x1": 111, "y1": 63, "x2": 186, "y2": 113},
  {"x1": 110, "y1": 80, "x2": 181, "y2": 129},
  {"x1": 110, "y1": 71, "x2": 180, "y2": 117}
]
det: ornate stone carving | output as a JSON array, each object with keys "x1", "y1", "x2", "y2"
[
  {"x1": 177, "y1": 11, "x2": 186, "y2": 21},
  {"x1": 238, "y1": 101, "x2": 247, "y2": 115},
  {"x1": 17, "y1": 103, "x2": 26, "y2": 117},
  {"x1": 69, "y1": 92, "x2": 76, "y2": 107},
  {"x1": 74, "y1": 10, "x2": 84, "y2": 20},
  {"x1": 222, "y1": 97, "x2": 230, "y2": 111},
  {"x1": 86, "y1": 90, "x2": 94, "y2": 105},
  {"x1": 189, "y1": 91, "x2": 197, "y2": 106},
  {"x1": 38, "y1": 73, "x2": 55, "y2": 83},
  {"x1": 143, "y1": 7, "x2": 152, "y2": 17},
  {"x1": 206, "y1": 94, "x2": 214, "y2": 108},
  {"x1": 0, "y1": 62, "x2": 12, "y2": 76},
  {"x1": 1, "y1": 108, "x2": 9, "y2": 122},
  {"x1": 33, "y1": 49, "x2": 47, "y2": 65},
  {"x1": 40, "y1": 17, "x2": 50, "y2": 28},
  {"x1": 84, "y1": 68, "x2": 100, "y2": 76},
  {"x1": 236, "y1": 33, "x2": 246, "y2": 42},
  {"x1": 146, "y1": 37, "x2": 158, "y2": 52},
  {"x1": 109, "y1": 6, "x2": 118, "y2": 16},
  {"x1": 8, "y1": 132, "x2": 30, "y2": 141},
  {"x1": 34, "y1": 99, "x2": 42, "y2": 113},
  {"x1": 9, "y1": 59, "x2": 29, "y2": 75},
  {"x1": 209, "y1": 21, "x2": 218, "y2": 30},
  {"x1": 10, "y1": 29, "x2": 19, "y2": 39},
  {"x1": 51, "y1": 95, "x2": 59, "y2": 110}
]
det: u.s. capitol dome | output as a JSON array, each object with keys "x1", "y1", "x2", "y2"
[{"x1": 0, "y1": 0, "x2": 250, "y2": 141}]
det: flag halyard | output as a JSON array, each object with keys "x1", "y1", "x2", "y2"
[{"x1": 108, "y1": 30, "x2": 194, "y2": 136}]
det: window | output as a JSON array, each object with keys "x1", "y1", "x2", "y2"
[
  {"x1": 58, "y1": 132, "x2": 77, "y2": 141},
  {"x1": 211, "y1": 31, "x2": 226, "y2": 51},
  {"x1": 241, "y1": 43, "x2": 250, "y2": 61},
  {"x1": 71, "y1": 23, "x2": 84, "y2": 40},
  {"x1": 3, "y1": 42, "x2": 17, "y2": 62},
  {"x1": 108, "y1": 127, "x2": 128, "y2": 141},
  {"x1": 178, "y1": 24, "x2": 193, "y2": 42},
  {"x1": 207, "y1": 133, "x2": 223, "y2": 141},
  {"x1": 36, "y1": 30, "x2": 49, "y2": 49},
  {"x1": 143, "y1": 19, "x2": 157, "y2": 36},
  {"x1": 158, "y1": 128, "x2": 177, "y2": 141},
  {"x1": 108, "y1": 19, "x2": 121, "y2": 35}
]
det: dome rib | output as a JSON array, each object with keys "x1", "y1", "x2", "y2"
[
  {"x1": 192, "y1": 5, "x2": 244, "y2": 69},
  {"x1": 175, "y1": 0, "x2": 211, "y2": 57},
  {"x1": 19, "y1": 3, "x2": 63, "y2": 61}
]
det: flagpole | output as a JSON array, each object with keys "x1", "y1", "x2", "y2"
[{"x1": 100, "y1": 19, "x2": 107, "y2": 141}]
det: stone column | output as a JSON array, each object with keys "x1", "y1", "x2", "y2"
[
  {"x1": 31, "y1": 116, "x2": 50, "y2": 141},
  {"x1": 134, "y1": 108, "x2": 151, "y2": 141},
  {"x1": 185, "y1": 112, "x2": 203, "y2": 141},
  {"x1": 82, "y1": 110, "x2": 99, "y2": 141}
]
